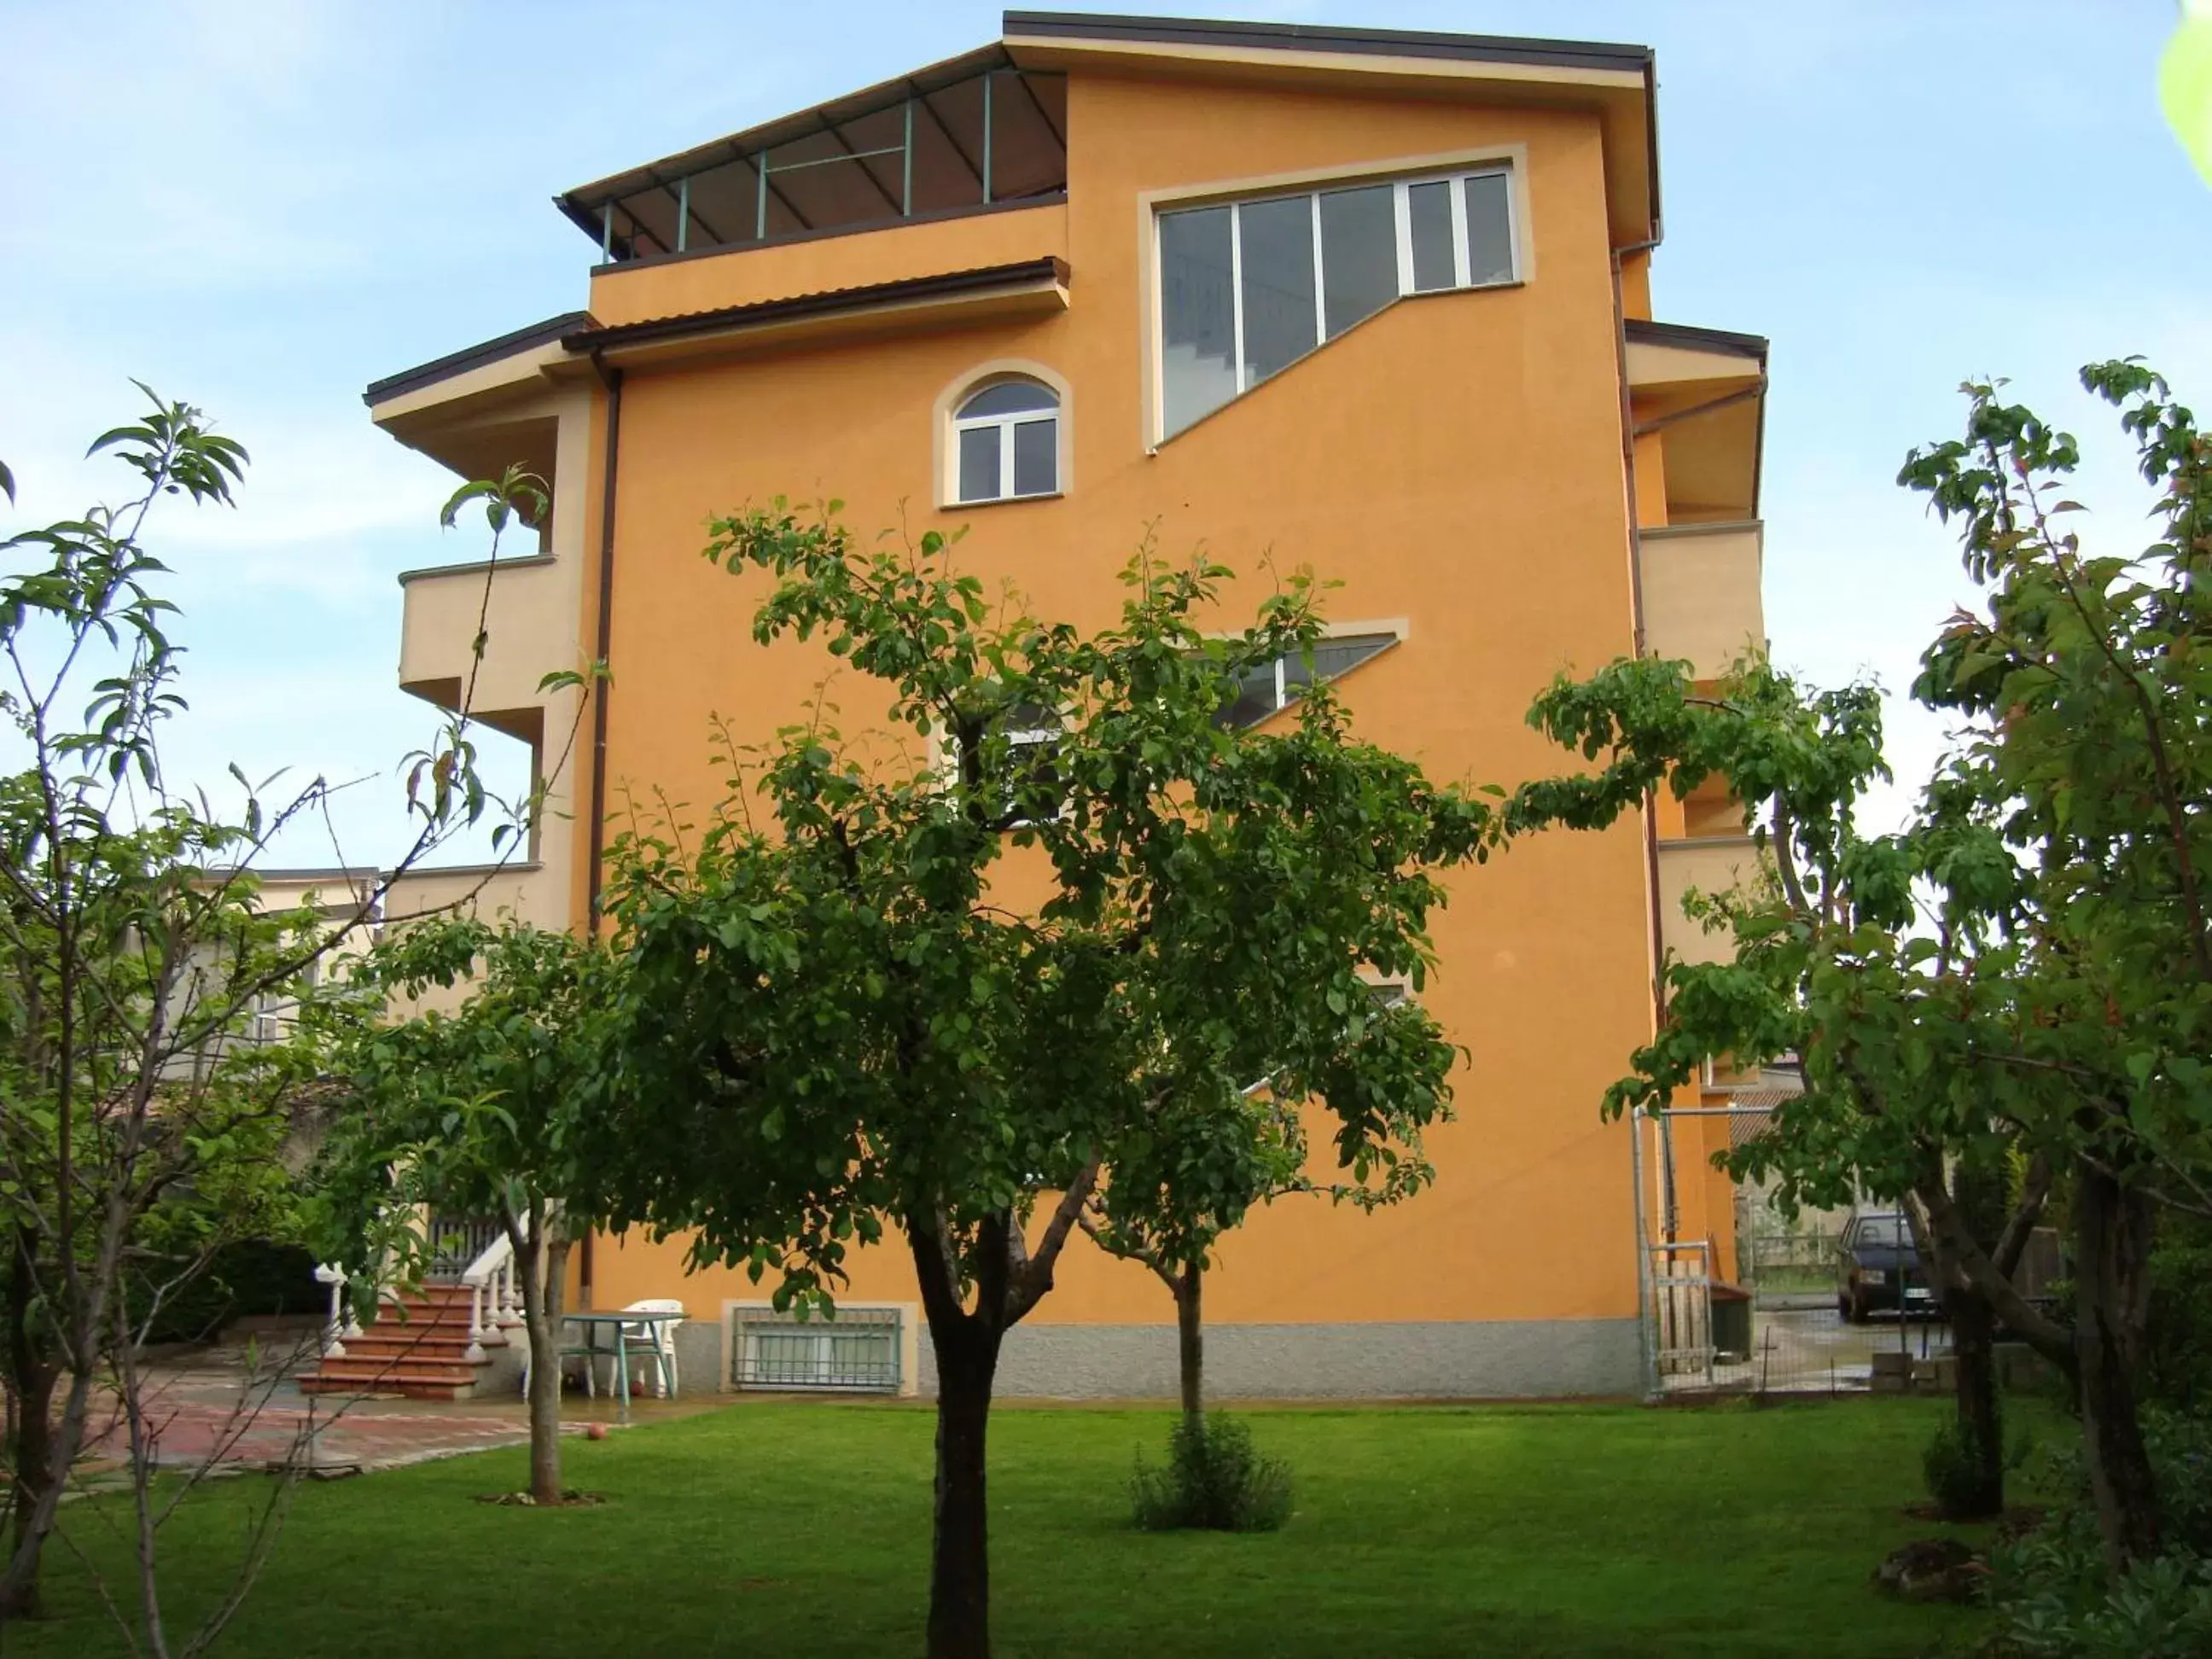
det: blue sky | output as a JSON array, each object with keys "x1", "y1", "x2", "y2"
[{"x1": 3, "y1": 1, "x2": 2205, "y2": 866}]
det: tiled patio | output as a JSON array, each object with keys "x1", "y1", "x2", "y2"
[{"x1": 81, "y1": 1336, "x2": 715, "y2": 1479}]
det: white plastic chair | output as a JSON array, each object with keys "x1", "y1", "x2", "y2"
[{"x1": 619, "y1": 1299, "x2": 684, "y2": 1398}]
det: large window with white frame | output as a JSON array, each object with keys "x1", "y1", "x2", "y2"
[{"x1": 1158, "y1": 166, "x2": 1517, "y2": 438}]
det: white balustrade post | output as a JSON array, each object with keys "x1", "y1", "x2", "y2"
[
  {"x1": 313, "y1": 1263, "x2": 349, "y2": 1359},
  {"x1": 463, "y1": 1278, "x2": 489, "y2": 1365},
  {"x1": 497, "y1": 1256, "x2": 521, "y2": 1326}
]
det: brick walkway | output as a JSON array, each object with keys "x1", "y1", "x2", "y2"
[{"x1": 80, "y1": 1339, "x2": 706, "y2": 1478}]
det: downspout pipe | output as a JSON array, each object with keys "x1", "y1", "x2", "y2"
[
  {"x1": 1610, "y1": 231, "x2": 1676, "y2": 1279},
  {"x1": 579, "y1": 349, "x2": 624, "y2": 1313},
  {"x1": 1610, "y1": 230, "x2": 1670, "y2": 1036},
  {"x1": 585, "y1": 350, "x2": 624, "y2": 932}
]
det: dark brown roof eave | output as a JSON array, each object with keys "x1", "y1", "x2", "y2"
[
  {"x1": 1002, "y1": 11, "x2": 1652, "y2": 75},
  {"x1": 559, "y1": 256, "x2": 1069, "y2": 355},
  {"x1": 364, "y1": 311, "x2": 599, "y2": 406},
  {"x1": 1625, "y1": 317, "x2": 1768, "y2": 363}
]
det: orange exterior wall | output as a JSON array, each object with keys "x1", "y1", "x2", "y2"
[{"x1": 578, "y1": 73, "x2": 1655, "y2": 1334}]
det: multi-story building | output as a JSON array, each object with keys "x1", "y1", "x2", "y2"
[{"x1": 364, "y1": 13, "x2": 1769, "y2": 1401}]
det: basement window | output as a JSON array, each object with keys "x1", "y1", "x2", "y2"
[
  {"x1": 731, "y1": 1306, "x2": 902, "y2": 1393},
  {"x1": 1158, "y1": 166, "x2": 1518, "y2": 439},
  {"x1": 1214, "y1": 632, "x2": 1399, "y2": 730}
]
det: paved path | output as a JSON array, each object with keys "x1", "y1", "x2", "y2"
[
  {"x1": 1662, "y1": 1306, "x2": 1950, "y2": 1394},
  {"x1": 81, "y1": 1342, "x2": 709, "y2": 1477}
]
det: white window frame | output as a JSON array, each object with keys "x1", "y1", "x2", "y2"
[
  {"x1": 1152, "y1": 162, "x2": 1522, "y2": 439},
  {"x1": 925, "y1": 704, "x2": 1069, "y2": 828},
  {"x1": 952, "y1": 383, "x2": 1059, "y2": 504}
]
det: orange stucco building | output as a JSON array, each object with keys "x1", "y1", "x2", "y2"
[{"x1": 367, "y1": 13, "x2": 1770, "y2": 1400}]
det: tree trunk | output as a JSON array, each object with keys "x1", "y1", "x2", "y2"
[
  {"x1": 1926, "y1": 1156, "x2": 2006, "y2": 1520},
  {"x1": 521, "y1": 1231, "x2": 569, "y2": 1505},
  {"x1": 1947, "y1": 1289, "x2": 2005, "y2": 1519},
  {"x1": 2074, "y1": 1158, "x2": 2160, "y2": 1570},
  {"x1": 0, "y1": 1227, "x2": 55, "y2": 1622},
  {"x1": 927, "y1": 1320, "x2": 1002, "y2": 1659},
  {"x1": 1174, "y1": 1263, "x2": 1203, "y2": 1433},
  {"x1": 0, "y1": 1362, "x2": 56, "y2": 1621}
]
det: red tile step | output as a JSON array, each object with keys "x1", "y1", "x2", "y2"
[{"x1": 296, "y1": 1284, "x2": 509, "y2": 1401}]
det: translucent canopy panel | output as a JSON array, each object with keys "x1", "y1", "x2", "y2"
[{"x1": 564, "y1": 61, "x2": 1068, "y2": 264}]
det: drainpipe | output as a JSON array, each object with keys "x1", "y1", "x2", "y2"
[
  {"x1": 585, "y1": 350, "x2": 624, "y2": 933},
  {"x1": 579, "y1": 349, "x2": 624, "y2": 1313},
  {"x1": 1609, "y1": 232, "x2": 1672, "y2": 1075}
]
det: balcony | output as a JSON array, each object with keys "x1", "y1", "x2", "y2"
[
  {"x1": 1639, "y1": 521, "x2": 1764, "y2": 680},
  {"x1": 398, "y1": 553, "x2": 568, "y2": 738},
  {"x1": 1625, "y1": 319, "x2": 1766, "y2": 524},
  {"x1": 1655, "y1": 835, "x2": 1765, "y2": 968},
  {"x1": 385, "y1": 862, "x2": 555, "y2": 931}
]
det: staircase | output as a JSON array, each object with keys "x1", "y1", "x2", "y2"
[{"x1": 297, "y1": 1282, "x2": 507, "y2": 1401}]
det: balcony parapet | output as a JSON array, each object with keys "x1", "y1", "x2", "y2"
[
  {"x1": 1639, "y1": 521, "x2": 1764, "y2": 681},
  {"x1": 1655, "y1": 835, "x2": 1764, "y2": 969}
]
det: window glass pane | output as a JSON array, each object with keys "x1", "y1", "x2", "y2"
[
  {"x1": 1407, "y1": 180, "x2": 1455, "y2": 292},
  {"x1": 1215, "y1": 661, "x2": 1280, "y2": 729},
  {"x1": 960, "y1": 380, "x2": 1057, "y2": 418},
  {"x1": 1237, "y1": 195, "x2": 1317, "y2": 387},
  {"x1": 1160, "y1": 207, "x2": 1237, "y2": 435},
  {"x1": 958, "y1": 426, "x2": 1002, "y2": 502},
  {"x1": 1318, "y1": 184, "x2": 1398, "y2": 338},
  {"x1": 1000, "y1": 701, "x2": 1062, "y2": 821},
  {"x1": 1010, "y1": 417, "x2": 1056, "y2": 496},
  {"x1": 1310, "y1": 632, "x2": 1396, "y2": 680},
  {"x1": 1463, "y1": 172, "x2": 1514, "y2": 285}
]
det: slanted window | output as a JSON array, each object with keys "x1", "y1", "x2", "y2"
[
  {"x1": 1214, "y1": 632, "x2": 1398, "y2": 730},
  {"x1": 953, "y1": 380, "x2": 1059, "y2": 503},
  {"x1": 1158, "y1": 166, "x2": 1519, "y2": 438}
]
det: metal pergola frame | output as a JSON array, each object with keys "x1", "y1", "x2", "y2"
[{"x1": 576, "y1": 55, "x2": 1067, "y2": 265}]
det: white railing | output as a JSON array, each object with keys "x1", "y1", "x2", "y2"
[
  {"x1": 311, "y1": 1214, "x2": 524, "y2": 1364},
  {"x1": 458, "y1": 1224, "x2": 524, "y2": 1362},
  {"x1": 313, "y1": 1262, "x2": 364, "y2": 1358}
]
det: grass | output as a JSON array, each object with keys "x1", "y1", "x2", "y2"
[{"x1": 15, "y1": 1395, "x2": 2022, "y2": 1657}]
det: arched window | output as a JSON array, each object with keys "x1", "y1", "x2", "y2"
[{"x1": 952, "y1": 379, "x2": 1059, "y2": 503}]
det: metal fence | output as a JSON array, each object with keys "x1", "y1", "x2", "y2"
[
  {"x1": 1738, "y1": 1230, "x2": 1843, "y2": 1304},
  {"x1": 731, "y1": 1306, "x2": 903, "y2": 1393},
  {"x1": 1633, "y1": 1106, "x2": 1957, "y2": 1397},
  {"x1": 427, "y1": 1214, "x2": 502, "y2": 1280}
]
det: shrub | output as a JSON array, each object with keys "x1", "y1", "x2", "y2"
[
  {"x1": 1983, "y1": 1411, "x2": 2212, "y2": 1656},
  {"x1": 1921, "y1": 1400, "x2": 2031, "y2": 1520},
  {"x1": 1988, "y1": 1543, "x2": 2212, "y2": 1657},
  {"x1": 1129, "y1": 1412, "x2": 1292, "y2": 1533},
  {"x1": 2145, "y1": 1216, "x2": 2212, "y2": 1415}
]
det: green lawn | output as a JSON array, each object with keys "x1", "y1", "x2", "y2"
[{"x1": 19, "y1": 1397, "x2": 2015, "y2": 1657}]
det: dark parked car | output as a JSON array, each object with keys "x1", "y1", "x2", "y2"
[{"x1": 1836, "y1": 1211, "x2": 1937, "y2": 1323}]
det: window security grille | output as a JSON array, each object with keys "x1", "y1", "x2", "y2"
[{"x1": 731, "y1": 1305, "x2": 903, "y2": 1393}]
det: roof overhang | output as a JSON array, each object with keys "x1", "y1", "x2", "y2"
[
  {"x1": 365, "y1": 312, "x2": 602, "y2": 482},
  {"x1": 999, "y1": 11, "x2": 1659, "y2": 246},
  {"x1": 1626, "y1": 319, "x2": 1769, "y2": 522},
  {"x1": 558, "y1": 12, "x2": 1660, "y2": 255},
  {"x1": 559, "y1": 256, "x2": 1070, "y2": 370}
]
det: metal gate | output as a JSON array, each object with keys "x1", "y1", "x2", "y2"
[
  {"x1": 1646, "y1": 1237, "x2": 1719, "y2": 1386},
  {"x1": 1631, "y1": 1104, "x2": 1947, "y2": 1396}
]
